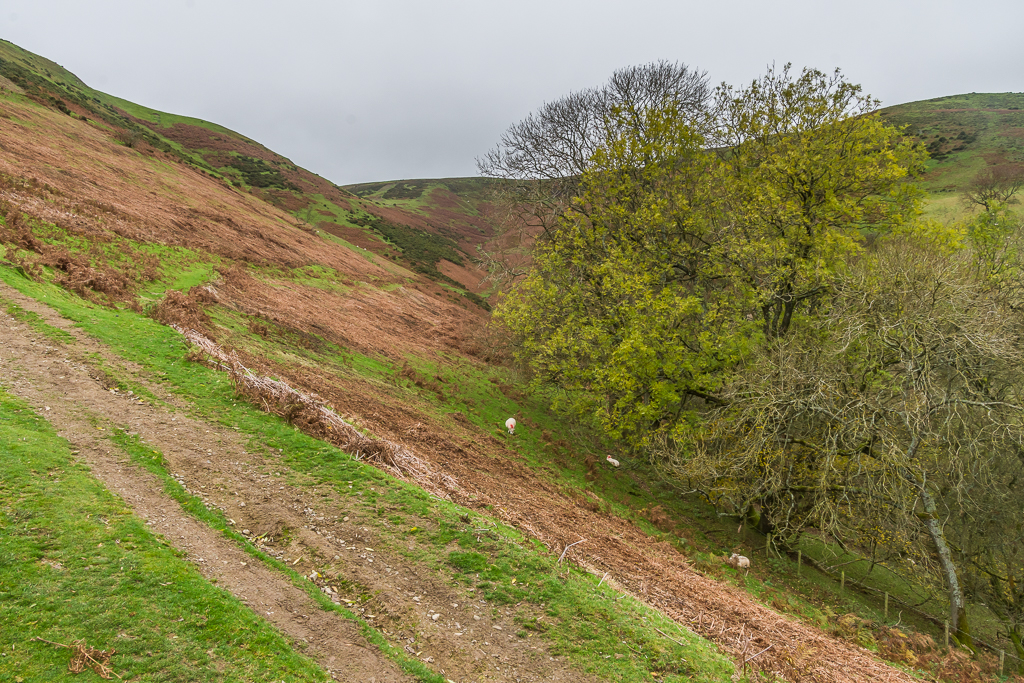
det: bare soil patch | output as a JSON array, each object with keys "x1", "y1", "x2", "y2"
[
  {"x1": 0, "y1": 281, "x2": 599, "y2": 683},
  {"x1": 245, "y1": 351, "x2": 922, "y2": 683}
]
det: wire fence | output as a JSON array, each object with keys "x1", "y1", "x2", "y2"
[{"x1": 778, "y1": 546, "x2": 1021, "y2": 675}]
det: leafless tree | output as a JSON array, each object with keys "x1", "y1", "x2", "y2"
[
  {"x1": 475, "y1": 62, "x2": 713, "y2": 287},
  {"x1": 952, "y1": 451, "x2": 1024, "y2": 668},
  {"x1": 963, "y1": 164, "x2": 1024, "y2": 211},
  {"x1": 656, "y1": 235, "x2": 1024, "y2": 647},
  {"x1": 479, "y1": 60, "x2": 712, "y2": 186}
]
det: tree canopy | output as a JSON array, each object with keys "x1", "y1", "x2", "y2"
[
  {"x1": 492, "y1": 64, "x2": 1024, "y2": 649},
  {"x1": 496, "y1": 65, "x2": 927, "y2": 444}
]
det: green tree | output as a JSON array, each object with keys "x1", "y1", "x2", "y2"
[
  {"x1": 680, "y1": 233, "x2": 1024, "y2": 646},
  {"x1": 497, "y1": 104, "x2": 735, "y2": 442},
  {"x1": 495, "y1": 64, "x2": 1024, "y2": 653},
  {"x1": 711, "y1": 64, "x2": 924, "y2": 338},
  {"x1": 496, "y1": 66, "x2": 925, "y2": 445}
]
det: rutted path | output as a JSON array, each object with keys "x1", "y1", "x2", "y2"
[
  {"x1": 0, "y1": 281, "x2": 595, "y2": 683},
  {"x1": 0, "y1": 284, "x2": 412, "y2": 682}
]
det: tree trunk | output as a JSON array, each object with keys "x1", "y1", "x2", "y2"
[
  {"x1": 1010, "y1": 626, "x2": 1024, "y2": 675},
  {"x1": 918, "y1": 486, "x2": 972, "y2": 649},
  {"x1": 901, "y1": 433, "x2": 972, "y2": 649}
]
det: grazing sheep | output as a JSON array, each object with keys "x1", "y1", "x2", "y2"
[
  {"x1": 605, "y1": 455, "x2": 620, "y2": 467},
  {"x1": 505, "y1": 417, "x2": 516, "y2": 434},
  {"x1": 726, "y1": 553, "x2": 750, "y2": 570}
]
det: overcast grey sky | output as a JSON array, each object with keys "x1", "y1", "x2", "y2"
[{"x1": 2, "y1": 1, "x2": 1022, "y2": 185}]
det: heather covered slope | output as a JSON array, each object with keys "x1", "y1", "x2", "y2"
[
  {"x1": 2, "y1": 39, "x2": 1011, "y2": 682},
  {"x1": 879, "y1": 92, "x2": 1024, "y2": 198},
  {"x1": 0, "y1": 38, "x2": 496, "y2": 296}
]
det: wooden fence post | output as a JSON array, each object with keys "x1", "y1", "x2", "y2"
[
  {"x1": 884, "y1": 592, "x2": 888, "y2": 619},
  {"x1": 797, "y1": 550, "x2": 802, "y2": 577},
  {"x1": 840, "y1": 570, "x2": 845, "y2": 592}
]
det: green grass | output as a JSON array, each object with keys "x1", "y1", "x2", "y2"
[
  {"x1": 0, "y1": 388, "x2": 331, "y2": 682},
  {"x1": 880, "y1": 92, "x2": 1024, "y2": 195},
  {"x1": 0, "y1": 263, "x2": 738, "y2": 682}
]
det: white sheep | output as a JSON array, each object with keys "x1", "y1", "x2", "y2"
[
  {"x1": 505, "y1": 417, "x2": 516, "y2": 435},
  {"x1": 726, "y1": 553, "x2": 750, "y2": 570}
]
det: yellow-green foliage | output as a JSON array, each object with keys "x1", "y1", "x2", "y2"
[{"x1": 497, "y1": 65, "x2": 926, "y2": 446}]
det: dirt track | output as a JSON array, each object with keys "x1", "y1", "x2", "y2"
[
  {"x1": 0, "y1": 281, "x2": 599, "y2": 683},
  {"x1": 0, "y1": 278, "x2": 923, "y2": 683},
  {"x1": 0, "y1": 80, "x2": 933, "y2": 683}
]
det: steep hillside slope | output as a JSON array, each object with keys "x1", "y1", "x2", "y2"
[
  {"x1": 880, "y1": 92, "x2": 1024, "y2": 197},
  {"x1": 0, "y1": 39, "x2": 991, "y2": 682},
  {"x1": 345, "y1": 177, "x2": 509, "y2": 295},
  {"x1": 0, "y1": 38, "x2": 495, "y2": 296}
]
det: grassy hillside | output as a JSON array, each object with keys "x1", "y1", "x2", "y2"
[
  {"x1": 880, "y1": 92, "x2": 1024, "y2": 219},
  {"x1": 0, "y1": 38, "x2": 1018, "y2": 682},
  {"x1": 0, "y1": 39, "x2": 496, "y2": 298}
]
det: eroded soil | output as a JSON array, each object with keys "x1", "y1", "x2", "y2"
[
  {"x1": 0, "y1": 281, "x2": 598, "y2": 682},
  {"x1": 0, "y1": 284, "x2": 920, "y2": 683}
]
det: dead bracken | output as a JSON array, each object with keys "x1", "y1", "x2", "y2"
[
  {"x1": 32, "y1": 637, "x2": 120, "y2": 679},
  {"x1": 172, "y1": 324, "x2": 460, "y2": 499}
]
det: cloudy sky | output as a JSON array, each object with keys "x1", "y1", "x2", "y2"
[{"x1": 2, "y1": 1, "x2": 1022, "y2": 185}]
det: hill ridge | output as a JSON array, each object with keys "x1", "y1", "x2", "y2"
[{"x1": 0, "y1": 38, "x2": 1011, "y2": 682}]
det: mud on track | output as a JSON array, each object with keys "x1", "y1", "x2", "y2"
[
  {"x1": 0, "y1": 281, "x2": 602, "y2": 683},
  {"x1": 309, "y1": 399, "x2": 920, "y2": 683},
  {"x1": 0, "y1": 279, "x2": 921, "y2": 682}
]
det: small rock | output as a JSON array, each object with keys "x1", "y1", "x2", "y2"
[
  {"x1": 238, "y1": 502, "x2": 246, "y2": 507},
  {"x1": 431, "y1": 613, "x2": 440, "y2": 621}
]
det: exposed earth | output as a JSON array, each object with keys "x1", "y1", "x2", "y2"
[
  {"x1": 0, "y1": 44, "x2": 955, "y2": 681},
  {"x1": 0, "y1": 285, "x2": 919, "y2": 683}
]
